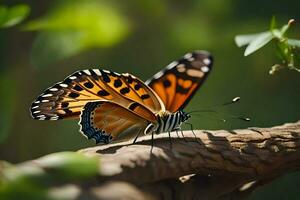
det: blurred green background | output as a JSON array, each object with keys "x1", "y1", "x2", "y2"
[{"x1": 0, "y1": 0, "x2": 299, "y2": 199}]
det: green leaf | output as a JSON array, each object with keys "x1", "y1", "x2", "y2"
[
  {"x1": 0, "y1": 152, "x2": 99, "y2": 200},
  {"x1": 288, "y1": 39, "x2": 300, "y2": 48},
  {"x1": 276, "y1": 41, "x2": 291, "y2": 63},
  {"x1": 280, "y1": 24, "x2": 290, "y2": 36},
  {"x1": 37, "y1": 152, "x2": 99, "y2": 178},
  {"x1": 280, "y1": 19, "x2": 294, "y2": 36},
  {"x1": 235, "y1": 32, "x2": 265, "y2": 47},
  {"x1": 271, "y1": 29, "x2": 282, "y2": 39},
  {"x1": 0, "y1": 4, "x2": 30, "y2": 28},
  {"x1": 244, "y1": 31, "x2": 274, "y2": 56},
  {"x1": 270, "y1": 16, "x2": 277, "y2": 31},
  {"x1": 25, "y1": 0, "x2": 130, "y2": 67}
]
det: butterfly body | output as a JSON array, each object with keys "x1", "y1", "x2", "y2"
[
  {"x1": 153, "y1": 110, "x2": 190, "y2": 134},
  {"x1": 30, "y1": 50, "x2": 213, "y2": 144}
]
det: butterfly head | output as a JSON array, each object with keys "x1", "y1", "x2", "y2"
[{"x1": 179, "y1": 110, "x2": 191, "y2": 122}]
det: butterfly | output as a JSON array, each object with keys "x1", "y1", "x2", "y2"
[{"x1": 30, "y1": 50, "x2": 213, "y2": 144}]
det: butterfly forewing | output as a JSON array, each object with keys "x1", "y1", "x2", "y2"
[
  {"x1": 146, "y1": 50, "x2": 213, "y2": 112},
  {"x1": 30, "y1": 69, "x2": 163, "y2": 122},
  {"x1": 100, "y1": 71, "x2": 165, "y2": 113}
]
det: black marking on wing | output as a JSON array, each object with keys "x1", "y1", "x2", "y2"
[
  {"x1": 146, "y1": 50, "x2": 213, "y2": 111},
  {"x1": 97, "y1": 90, "x2": 110, "y2": 96},
  {"x1": 128, "y1": 102, "x2": 140, "y2": 111},
  {"x1": 114, "y1": 79, "x2": 122, "y2": 88},
  {"x1": 84, "y1": 81, "x2": 94, "y2": 89},
  {"x1": 120, "y1": 87, "x2": 130, "y2": 95},
  {"x1": 100, "y1": 70, "x2": 111, "y2": 83}
]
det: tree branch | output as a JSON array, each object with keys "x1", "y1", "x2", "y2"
[
  {"x1": 1, "y1": 121, "x2": 300, "y2": 200},
  {"x1": 75, "y1": 120, "x2": 300, "y2": 199},
  {"x1": 81, "y1": 120, "x2": 300, "y2": 179}
]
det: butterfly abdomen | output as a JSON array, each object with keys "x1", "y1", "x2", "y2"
[{"x1": 155, "y1": 110, "x2": 190, "y2": 134}]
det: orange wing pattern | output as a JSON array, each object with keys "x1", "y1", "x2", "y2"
[
  {"x1": 146, "y1": 50, "x2": 213, "y2": 112},
  {"x1": 79, "y1": 100, "x2": 151, "y2": 143},
  {"x1": 30, "y1": 69, "x2": 164, "y2": 122}
]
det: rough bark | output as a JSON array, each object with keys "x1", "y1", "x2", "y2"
[
  {"x1": 76, "y1": 120, "x2": 300, "y2": 200},
  {"x1": 5, "y1": 121, "x2": 300, "y2": 200}
]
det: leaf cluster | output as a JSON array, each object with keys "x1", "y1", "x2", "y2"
[
  {"x1": 0, "y1": 152, "x2": 99, "y2": 200},
  {"x1": 235, "y1": 17, "x2": 300, "y2": 74},
  {"x1": 0, "y1": 4, "x2": 29, "y2": 28}
]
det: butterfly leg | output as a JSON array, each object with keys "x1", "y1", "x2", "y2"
[
  {"x1": 150, "y1": 131, "x2": 155, "y2": 153},
  {"x1": 175, "y1": 130, "x2": 180, "y2": 138},
  {"x1": 184, "y1": 122, "x2": 200, "y2": 144},
  {"x1": 132, "y1": 128, "x2": 142, "y2": 144},
  {"x1": 168, "y1": 131, "x2": 172, "y2": 149},
  {"x1": 179, "y1": 128, "x2": 189, "y2": 143}
]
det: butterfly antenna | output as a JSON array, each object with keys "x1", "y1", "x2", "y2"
[
  {"x1": 191, "y1": 112, "x2": 227, "y2": 122},
  {"x1": 222, "y1": 96, "x2": 240, "y2": 105},
  {"x1": 192, "y1": 110, "x2": 250, "y2": 122},
  {"x1": 187, "y1": 96, "x2": 241, "y2": 114}
]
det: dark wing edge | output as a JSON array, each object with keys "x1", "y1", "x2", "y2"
[
  {"x1": 30, "y1": 69, "x2": 103, "y2": 120},
  {"x1": 146, "y1": 50, "x2": 213, "y2": 111}
]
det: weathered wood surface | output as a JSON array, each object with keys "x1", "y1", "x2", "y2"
[
  {"x1": 77, "y1": 120, "x2": 300, "y2": 199},
  {"x1": 5, "y1": 121, "x2": 300, "y2": 200}
]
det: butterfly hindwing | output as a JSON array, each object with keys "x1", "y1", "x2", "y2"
[
  {"x1": 30, "y1": 69, "x2": 163, "y2": 122},
  {"x1": 79, "y1": 100, "x2": 150, "y2": 143},
  {"x1": 146, "y1": 50, "x2": 213, "y2": 112}
]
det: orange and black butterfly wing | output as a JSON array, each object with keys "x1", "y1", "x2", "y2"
[
  {"x1": 79, "y1": 100, "x2": 151, "y2": 144},
  {"x1": 146, "y1": 50, "x2": 213, "y2": 112},
  {"x1": 30, "y1": 69, "x2": 163, "y2": 122}
]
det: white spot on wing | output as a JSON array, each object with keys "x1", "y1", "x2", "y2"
[
  {"x1": 186, "y1": 69, "x2": 204, "y2": 78},
  {"x1": 49, "y1": 88, "x2": 58, "y2": 92},
  {"x1": 50, "y1": 116, "x2": 59, "y2": 120},
  {"x1": 69, "y1": 76, "x2": 77, "y2": 80},
  {"x1": 93, "y1": 69, "x2": 101, "y2": 76},
  {"x1": 203, "y1": 58, "x2": 211, "y2": 65},
  {"x1": 33, "y1": 110, "x2": 41, "y2": 114},
  {"x1": 35, "y1": 101, "x2": 40, "y2": 104},
  {"x1": 130, "y1": 74, "x2": 136, "y2": 78},
  {"x1": 201, "y1": 66, "x2": 210, "y2": 73},
  {"x1": 42, "y1": 94, "x2": 53, "y2": 97},
  {"x1": 42, "y1": 99, "x2": 50, "y2": 103},
  {"x1": 184, "y1": 53, "x2": 195, "y2": 61},
  {"x1": 187, "y1": 57, "x2": 195, "y2": 61},
  {"x1": 103, "y1": 70, "x2": 110, "y2": 73},
  {"x1": 184, "y1": 53, "x2": 192, "y2": 59},
  {"x1": 60, "y1": 83, "x2": 68, "y2": 88},
  {"x1": 32, "y1": 106, "x2": 39, "y2": 109},
  {"x1": 83, "y1": 70, "x2": 91, "y2": 75},
  {"x1": 176, "y1": 64, "x2": 186, "y2": 72},
  {"x1": 37, "y1": 115, "x2": 46, "y2": 120}
]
